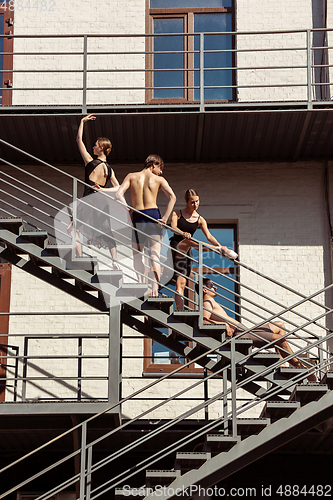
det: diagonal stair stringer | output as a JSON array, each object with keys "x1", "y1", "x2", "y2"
[{"x1": 144, "y1": 391, "x2": 333, "y2": 499}]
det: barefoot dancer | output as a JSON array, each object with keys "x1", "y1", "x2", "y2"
[
  {"x1": 68, "y1": 114, "x2": 120, "y2": 269},
  {"x1": 170, "y1": 189, "x2": 237, "y2": 311},
  {"x1": 197, "y1": 278, "x2": 317, "y2": 382},
  {"x1": 116, "y1": 154, "x2": 176, "y2": 296}
]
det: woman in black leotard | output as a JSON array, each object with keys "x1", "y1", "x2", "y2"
[
  {"x1": 68, "y1": 114, "x2": 120, "y2": 269},
  {"x1": 170, "y1": 189, "x2": 237, "y2": 310}
]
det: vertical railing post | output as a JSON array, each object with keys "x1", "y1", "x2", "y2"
[
  {"x1": 222, "y1": 367, "x2": 228, "y2": 435},
  {"x1": 78, "y1": 336, "x2": 82, "y2": 402},
  {"x1": 231, "y1": 338, "x2": 237, "y2": 438},
  {"x1": 21, "y1": 337, "x2": 28, "y2": 402},
  {"x1": 204, "y1": 367, "x2": 209, "y2": 421},
  {"x1": 200, "y1": 33, "x2": 204, "y2": 112},
  {"x1": 307, "y1": 29, "x2": 313, "y2": 110},
  {"x1": 82, "y1": 35, "x2": 88, "y2": 114},
  {"x1": 79, "y1": 421, "x2": 87, "y2": 500},
  {"x1": 86, "y1": 445, "x2": 93, "y2": 500},
  {"x1": 72, "y1": 178, "x2": 78, "y2": 261},
  {"x1": 198, "y1": 242, "x2": 204, "y2": 328}
]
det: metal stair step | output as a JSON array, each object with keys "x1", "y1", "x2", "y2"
[
  {"x1": 230, "y1": 417, "x2": 271, "y2": 436},
  {"x1": 116, "y1": 283, "x2": 149, "y2": 299},
  {"x1": 289, "y1": 383, "x2": 329, "y2": 405},
  {"x1": 259, "y1": 400, "x2": 300, "y2": 421},
  {"x1": 321, "y1": 372, "x2": 333, "y2": 389},
  {"x1": 19, "y1": 230, "x2": 48, "y2": 248},
  {"x1": 204, "y1": 434, "x2": 240, "y2": 453},
  {"x1": 0, "y1": 217, "x2": 23, "y2": 234},
  {"x1": 172, "y1": 311, "x2": 199, "y2": 326},
  {"x1": 277, "y1": 366, "x2": 311, "y2": 379},
  {"x1": 146, "y1": 469, "x2": 180, "y2": 487},
  {"x1": 175, "y1": 451, "x2": 211, "y2": 470},
  {"x1": 146, "y1": 296, "x2": 174, "y2": 308},
  {"x1": 252, "y1": 352, "x2": 281, "y2": 366}
]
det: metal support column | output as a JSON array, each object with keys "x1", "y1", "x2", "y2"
[{"x1": 108, "y1": 299, "x2": 121, "y2": 404}]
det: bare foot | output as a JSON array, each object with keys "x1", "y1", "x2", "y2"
[{"x1": 294, "y1": 361, "x2": 318, "y2": 382}]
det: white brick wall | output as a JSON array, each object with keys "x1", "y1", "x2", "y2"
[
  {"x1": 12, "y1": 0, "x2": 146, "y2": 105},
  {"x1": 10, "y1": 0, "x2": 331, "y2": 105},
  {"x1": 236, "y1": 0, "x2": 313, "y2": 102},
  {"x1": 5, "y1": 159, "x2": 333, "y2": 418}
]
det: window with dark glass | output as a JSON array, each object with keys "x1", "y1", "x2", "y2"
[
  {"x1": 143, "y1": 225, "x2": 238, "y2": 374},
  {"x1": 148, "y1": 0, "x2": 234, "y2": 102}
]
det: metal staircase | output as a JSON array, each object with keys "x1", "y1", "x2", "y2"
[{"x1": 0, "y1": 139, "x2": 332, "y2": 499}]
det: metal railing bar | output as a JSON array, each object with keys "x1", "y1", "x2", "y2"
[
  {"x1": 0, "y1": 153, "x2": 73, "y2": 197},
  {"x1": 207, "y1": 275, "x2": 329, "y2": 339},
  {"x1": 0, "y1": 195, "x2": 66, "y2": 239},
  {"x1": 0, "y1": 176, "x2": 69, "y2": 218},
  {"x1": 56, "y1": 312, "x2": 333, "y2": 478},
  {"x1": 2, "y1": 28, "x2": 332, "y2": 37},
  {"x1": 0, "y1": 193, "x2": 69, "y2": 243},
  {"x1": 2, "y1": 354, "x2": 109, "y2": 360},
  {"x1": 0, "y1": 169, "x2": 72, "y2": 214},
  {"x1": 89, "y1": 352, "x2": 329, "y2": 498},
  {"x1": 36, "y1": 356, "x2": 333, "y2": 500},
  {"x1": 2, "y1": 321, "x2": 330, "y2": 498}
]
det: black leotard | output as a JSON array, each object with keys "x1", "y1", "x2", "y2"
[
  {"x1": 77, "y1": 159, "x2": 116, "y2": 249},
  {"x1": 169, "y1": 211, "x2": 200, "y2": 279},
  {"x1": 83, "y1": 159, "x2": 112, "y2": 197},
  {"x1": 170, "y1": 211, "x2": 199, "y2": 244}
]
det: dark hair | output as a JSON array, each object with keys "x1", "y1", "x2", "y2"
[
  {"x1": 97, "y1": 137, "x2": 112, "y2": 157},
  {"x1": 145, "y1": 154, "x2": 164, "y2": 170},
  {"x1": 195, "y1": 278, "x2": 212, "y2": 295},
  {"x1": 185, "y1": 188, "x2": 199, "y2": 202}
]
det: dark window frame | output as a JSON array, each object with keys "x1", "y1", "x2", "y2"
[
  {"x1": 145, "y1": 0, "x2": 235, "y2": 104},
  {"x1": 143, "y1": 223, "x2": 238, "y2": 375},
  {"x1": 0, "y1": 3, "x2": 13, "y2": 106}
]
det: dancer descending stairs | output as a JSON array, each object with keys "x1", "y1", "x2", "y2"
[
  {"x1": 0, "y1": 141, "x2": 332, "y2": 499},
  {"x1": 0, "y1": 217, "x2": 318, "y2": 399}
]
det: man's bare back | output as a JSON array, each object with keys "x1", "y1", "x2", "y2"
[
  {"x1": 117, "y1": 154, "x2": 176, "y2": 224},
  {"x1": 127, "y1": 169, "x2": 167, "y2": 211},
  {"x1": 116, "y1": 154, "x2": 176, "y2": 296}
]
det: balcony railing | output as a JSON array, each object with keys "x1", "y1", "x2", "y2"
[{"x1": 0, "y1": 27, "x2": 332, "y2": 111}]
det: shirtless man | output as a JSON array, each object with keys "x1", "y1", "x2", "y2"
[
  {"x1": 196, "y1": 278, "x2": 316, "y2": 381},
  {"x1": 116, "y1": 154, "x2": 176, "y2": 296}
]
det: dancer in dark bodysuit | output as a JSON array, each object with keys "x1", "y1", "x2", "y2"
[
  {"x1": 68, "y1": 114, "x2": 120, "y2": 269},
  {"x1": 170, "y1": 209, "x2": 200, "y2": 279},
  {"x1": 78, "y1": 158, "x2": 117, "y2": 251},
  {"x1": 170, "y1": 189, "x2": 237, "y2": 311}
]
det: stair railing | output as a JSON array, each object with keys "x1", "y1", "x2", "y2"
[
  {"x1": 1, "y1": 139, "x2": 333, "y2": 498},
  {"x1": 17, "y1": 333, "x2": 333, "y2": 500},
  {"x1": 1, "y1": 288, "x2": 332, "y2": 499}
]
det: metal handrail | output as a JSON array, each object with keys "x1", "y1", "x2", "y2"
[
  {"x1": 0, "y1": 142, "x2": 333, "y2": 498},
  {"x1": 0, "y1": 28, "x2": 332, "y2": 110},
  {"x1": 0, "y1": 137, "x2": 330, "y2": 332}
]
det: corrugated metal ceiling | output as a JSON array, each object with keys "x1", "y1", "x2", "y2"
[{"x1": 0, "y1": 108, "x2": 333, "y2": 165}]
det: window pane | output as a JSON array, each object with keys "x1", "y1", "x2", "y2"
[
  {"x1": 194, "y1": 13, "x2": 233, "y2": 101},
  {"x1": 153, "y1": 18, "x2": 184, "y2": 99},
  {"x1": 193, "y1": 227, "x2": 237, "y2": 317},
  {"x1": 0, "y1": 14, "x2": 3, "y2": 104},
  {"x1": 151, "y1": 0, "x2": 232, "y2": 8}
]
